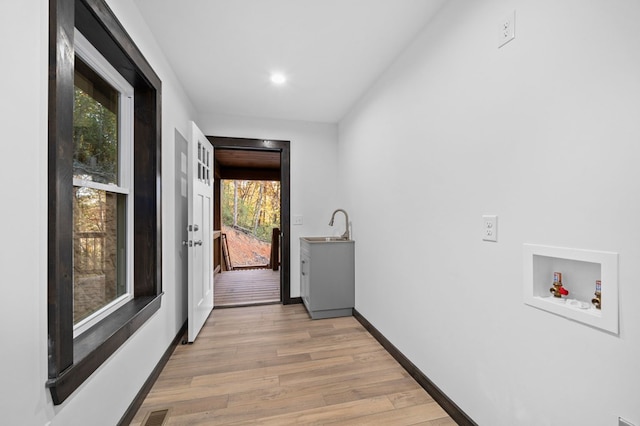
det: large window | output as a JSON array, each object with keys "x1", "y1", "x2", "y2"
[
  {"x1": 73, "y1": 31, "x2": 134, "y2": 335},
  {"x1": 48, "y1": 0, "x2": 162, "y2": 405}
]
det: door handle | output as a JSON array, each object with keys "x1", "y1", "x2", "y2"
[
  {"x1": 182, "y1": 240, "x2": 193, "y2": 247},
  {"x1": 194, "y1": 240, "x2": 203, "y2": 246}
]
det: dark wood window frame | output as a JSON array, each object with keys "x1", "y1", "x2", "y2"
[{"x1": 48, "y1": 0, "x2": 162, "y2": 405}]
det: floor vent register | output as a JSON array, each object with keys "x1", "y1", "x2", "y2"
[{"x1": 142, "y1": 409, "x2": 170, "y2": 426}]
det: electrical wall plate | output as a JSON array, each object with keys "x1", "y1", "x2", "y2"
[
  {"x1": 482, "y1": 215, "x2": 498, "y2": 242},
  {"x1": 498, "y1": 10, "x2": 516, "y2": 48}
]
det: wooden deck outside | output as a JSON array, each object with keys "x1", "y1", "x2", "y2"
[
  {"x1": 129, "y1": 304, "x2": 455, "y2": 425},
  {"x1": 214, "y1": 269, "x2": 280, "y2": 307}
]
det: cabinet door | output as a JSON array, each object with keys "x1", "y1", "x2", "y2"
[{"x1": 300, "y1": 253, "x2": 311, "y2": 307}]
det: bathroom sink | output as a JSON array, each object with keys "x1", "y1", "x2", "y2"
[{"x1": 301, "y1": 236, "x2": 351, "y2": 243}]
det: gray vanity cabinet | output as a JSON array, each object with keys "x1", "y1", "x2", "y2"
[{"x1": 300, "y1": 238, "x2": 355, "y2": 319}]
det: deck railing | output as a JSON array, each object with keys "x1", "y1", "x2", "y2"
[
  {"x1": 270, "y1": 228, "x2": 280, "y2": 271},
  {"x1": 215, "y1": 227, "x2": 280, "y2": 272},
  {"x1": 75, "y1": 231, "x2": 106, "y2": 274},
  {"x1": 213, "y1": 230, "x2": 222, "y2": 273}
]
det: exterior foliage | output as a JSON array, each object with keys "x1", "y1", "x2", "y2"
[
  {"x1": 73, "y1": 67, "x2": 119, "y2": 184},
  {"x1": 222, "y1": 180, "x2": 280, "y2": 242}
]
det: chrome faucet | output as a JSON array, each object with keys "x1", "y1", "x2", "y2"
[{"x1": 329, "y1": 209, "x2": 350, "y2": 240}]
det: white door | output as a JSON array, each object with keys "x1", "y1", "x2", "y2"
[{"x1": 186, "y1": 121, "x2": 214, "y2": 343}]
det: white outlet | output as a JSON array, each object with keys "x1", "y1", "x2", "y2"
[
  {"x1": 498, "y1": 10, "x2": 516, "y2": 48},
  {"x1": 482, "y1": 215, "x2": 498, "y2": 242},
  {"x1": 293, "y1": 215, "x2": 303, "y2": 225}
]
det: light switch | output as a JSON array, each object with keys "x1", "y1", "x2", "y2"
[{"x1": 482, "y1": 215, "x2": 498, "y2": 242}]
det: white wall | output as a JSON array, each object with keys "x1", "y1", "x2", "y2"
[
  {"x1": 0, "y1": 2, "x2": 49, "y2": 425},
  {"x1": 197, "y1": 113, "x2": 340, "y2": 298},
  {"x1": 339, "y1": 1, "x2": 640, "y2": 425},
  {"x1": 0, "y1": 1, "x2": 197, "y2": 424}
]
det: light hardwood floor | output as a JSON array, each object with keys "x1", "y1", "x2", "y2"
[
  {"x1": 130, "y1": 304, "x2": 456, "y2": 425},
  {"x1": 214, "y1": 269, "x2": 280, "y2": 307}
]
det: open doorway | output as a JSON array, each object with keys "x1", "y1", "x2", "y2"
[
  {"x1": 208, "y1": 137, "x2": 292, "y2": 307},
  {"x1": 217, "y1": 179, "x2": 280, "y2": 305}
]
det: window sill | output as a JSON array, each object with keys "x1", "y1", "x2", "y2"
[{"x1": 47, "y1": 294, "x2": 162, "y2": 404}]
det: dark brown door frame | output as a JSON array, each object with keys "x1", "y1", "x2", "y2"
[{"x1": 207, "y1": 136, "x2": 296, "y2": 305}]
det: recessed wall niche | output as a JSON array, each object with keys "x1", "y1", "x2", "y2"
[{"x1": 523, "y1": 244, "x2": 618, "y2": 334}]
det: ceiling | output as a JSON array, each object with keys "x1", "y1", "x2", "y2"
[
  {"x1": 133, "y1": 0, "x2": 446, "y2": 123},
  {"x1": 216, "y1": 149, "x2": 280, "y2": 170}
]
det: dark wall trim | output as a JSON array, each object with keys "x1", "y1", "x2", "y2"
[
  {"x1": 48, "y1": 0, "x2": 162, "y2": 405},
  {"x1": 219, "y1": 166, "x2": 280, "y2": 181},
  {"x1": 353, "y1": 309, "x2": 477, "y2": 426},
  {"x1": 48, "y1": 0, "x2": 76, "y2": 380},
  {"x1": 208, "y1": 136, "x2": 293, "y2": 304},
  {"x1": 118, "y1": 321, "x2": 187, "y2": 426}
]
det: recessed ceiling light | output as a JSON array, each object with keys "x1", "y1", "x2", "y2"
[{"x1": 270, "y1": 72, "x2": 287, "y2": 85}]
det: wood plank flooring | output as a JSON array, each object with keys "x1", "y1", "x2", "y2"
[
  {"x1": 129, "y1": 304, "x2": 456, "y2": 425},
  {"x1": 214, "y1": 269, "x2": 280, "y2": 307}
]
